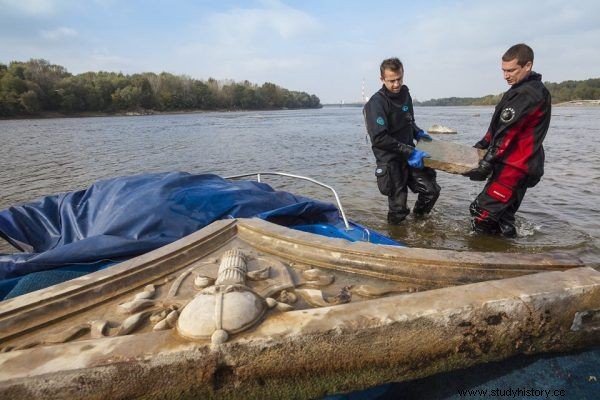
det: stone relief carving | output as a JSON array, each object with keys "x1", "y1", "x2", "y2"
[
  {"x1": 177, "y1": 248, "x2": 271, "y2": 344},
  {"x1": 0, "y1": 246, "x2": 418, "y2": 352}
]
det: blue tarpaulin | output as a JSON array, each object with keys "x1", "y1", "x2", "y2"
[{"x1": 0, "y1": 172, "x2": 339, "y2": 286}]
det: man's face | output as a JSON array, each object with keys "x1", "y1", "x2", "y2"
[
  {"x1": 381, "y1": 68, "x2": 404, "y2": 93},
  {"x1": 502, "y1": 58, "x2": 532, "y2": 86}
]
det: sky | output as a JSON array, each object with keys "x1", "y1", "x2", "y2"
[{"x1": 1, "y1": 0, "x2": 599, "y2": 104}]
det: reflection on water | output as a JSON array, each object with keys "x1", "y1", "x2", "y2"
[{"x1": 0, "y1": 107, "x2": 598, "y2": 266}]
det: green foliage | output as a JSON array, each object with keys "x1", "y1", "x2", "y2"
[
  {"x1": 545, "y1": 78, "x2": 600, "y2": 103},
  {"x1": 0, "y1": 59, "x2": 322, "y2": 117},
  {"x1": 416, "y1": 97, "x2": 480, "y2": 106},
  {"x1": 19, "y1": 90, "x2": 41, "y2": 113},
  {"x1": 414, "y1": 78, "x2": 600, "y2": 106}
]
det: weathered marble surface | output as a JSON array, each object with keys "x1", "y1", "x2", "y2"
[
  {"x1": 427, "y1": 124, "x2": 457, "y2": 134},
  {"x1": 417, "y1": 139, "x2": 485, "y2": 174},
  {"x1": 0, "y1": 218, "x2": 596, "y2": 400}
]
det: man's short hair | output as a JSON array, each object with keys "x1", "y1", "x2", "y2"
[
  {"x1": 380, "y1": 58, "x2": 403, "y2": 76},
  {"x1": 502, "y1": 44, "x2": 534, "y2": 67}
]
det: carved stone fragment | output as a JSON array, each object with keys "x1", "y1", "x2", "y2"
[
  {"x1": 417, "y1": 139, "x2": 485, "y2": 174},
  {"x1": 0, "y1": 218, "x2": 595, "y2": 400}
]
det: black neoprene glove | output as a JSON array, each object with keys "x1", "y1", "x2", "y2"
[{"x1": 463, "y1": 159, "x2": 492, "y2": 181}]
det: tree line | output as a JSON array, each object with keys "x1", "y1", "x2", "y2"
[
  {"x1": 415, "y1": 78, "x2": 600, "y2": 106},
  {"x1": 0, "y1": 59, "x2": 321, "y2": 117}
]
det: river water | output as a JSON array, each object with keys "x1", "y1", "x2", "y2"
[{"x1": 0, "y1": 106, "x2": 598, "y2": 266}]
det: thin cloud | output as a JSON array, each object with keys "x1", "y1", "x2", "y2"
[
  {"x1": 207, "y1": 0, "x2": 322, "y2": 44},
  {"x1": 172, "y1": 1, "x2": 323, "y2": 82},
  {"x1": 241, "y1": 56, "x2": 314, "y2": 72},
  {"x1": 0, "y1": 0, "x2": 56, "y2": 16},
  {"x1": 88, "y1": 51, "x2": 132, "y2": 69},
  {"x1": 40, "y1": 27, "x2": 77, "y2": 40},
  {"x1": 388, "y1": 0, "x2": 600, "y2": 101}
]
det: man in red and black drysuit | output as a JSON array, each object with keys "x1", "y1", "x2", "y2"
[{"x1": 464, "y1": 43, "x2": 551, "y2": 238}]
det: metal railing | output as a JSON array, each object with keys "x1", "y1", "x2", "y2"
[{"x1": 225, "y1": 172, "x2": 351, "y2": 231}]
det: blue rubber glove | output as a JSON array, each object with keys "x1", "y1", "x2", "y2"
[
  {"x1": 415, "y1": 130, "x2": 433, "y2": 142},
  {"x1": 407, "y1": 148, "x2": 431, "y2": 169}
]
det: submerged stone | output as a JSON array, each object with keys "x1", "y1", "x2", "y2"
[{"x1": 427, "y1": 124, "x2": 457, "y2": 134}]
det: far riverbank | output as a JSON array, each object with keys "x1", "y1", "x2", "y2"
[
  {"x1": 325, "y1": 100, "x2": 600, "y2": 108},
  {"x1": 0, "y1": 107, "x2": 319, "y2": 121},
  {"x1": 553, "y1": 99, "x2": 600, "y2": 106}
]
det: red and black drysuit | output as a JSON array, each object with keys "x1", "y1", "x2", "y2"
[
  {"x1": 469, "y1": 72, "x2": 551, "y2": 237},
  {"x1": 363, "y1": 85, "x2": 440, "y2": 224}
]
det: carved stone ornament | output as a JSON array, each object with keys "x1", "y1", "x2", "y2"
[
  {"x1": 0, "y1": 218, "x2": 598, "y2": 400},
  {"x1": 177, "y1": 249, "x2": 267, "y2": 344}
]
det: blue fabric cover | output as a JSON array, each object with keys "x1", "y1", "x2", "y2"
[{"x1": 0, "y1": 172, "x2": 339, "y2": 281}]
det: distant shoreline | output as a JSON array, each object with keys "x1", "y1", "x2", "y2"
[
  {"x1": 325, "y1": 100, "x2": 600, "y2": 108},
  {"x1": 0, "y1": 107, "x2": 317, "y2": 121},
  {"x1": 3, "y1": 101, "x2": 599, "y2": 121},
  {"x1": 553, "y1": 100, "x2": 600, "y2": 107}
]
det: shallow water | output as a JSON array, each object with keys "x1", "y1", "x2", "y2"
[{"x1": 0, "y1": 106, "x2": 598, "y2": 266}]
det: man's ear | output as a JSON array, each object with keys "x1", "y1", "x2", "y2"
[{"x1": 525, "y1": 61, "x2": 533, "y2": 72}]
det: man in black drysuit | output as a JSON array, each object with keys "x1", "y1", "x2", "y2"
[
  {"x1": 464, "y1": 43, "x2": 551, "y2": 238},
  {"x1": 363, "y1": 57, "x2": 441, "y2": 225}
]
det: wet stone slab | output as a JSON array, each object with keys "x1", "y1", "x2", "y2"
[{"x1": 416, "y1": 139, "x2": 485, "y2": 174}]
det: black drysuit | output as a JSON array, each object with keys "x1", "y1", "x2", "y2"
[
  {"x1": 363, "y1": 85, "x2": 440, "y2": 223},
  {"x1": 470, "y1": 72, "x2": 551, "y2": 236}
]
